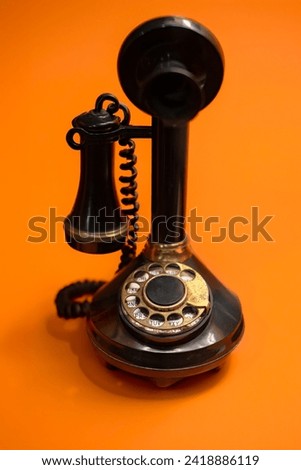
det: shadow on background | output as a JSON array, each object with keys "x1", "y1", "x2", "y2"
[{"x1": 46, "y1": 312, "x2": 230, "y2": 399}]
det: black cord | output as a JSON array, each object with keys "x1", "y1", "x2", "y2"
[
  {"x1": 55, "y1": 280, "x2": 104, "y2": 319},
  {"x1": 117, "y1": 138, "x2": 139, "y2": 271}
]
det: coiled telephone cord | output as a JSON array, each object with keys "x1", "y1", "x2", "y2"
[
  {"x1": 55, "y1": 280, "x2": 104, "y2": 319},
  {"x1": 117, "y1": 137, "x2": 139, "y2": 270}
]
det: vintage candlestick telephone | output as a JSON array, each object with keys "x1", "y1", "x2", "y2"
[{"x1": 56, "y1": 16, "x2": 244, "y2": 387}]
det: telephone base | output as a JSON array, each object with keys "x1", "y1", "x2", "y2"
[
  {"x1": 88, "y1": 242, "x2": 244, "y2": 386},
  {"x1": 102, "y1": 356, "x2": 227, "y2": 388}
]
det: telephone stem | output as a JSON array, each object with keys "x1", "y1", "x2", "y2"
[{"x1": 151, "y1": 118, "x2": 188, "y2": 244}]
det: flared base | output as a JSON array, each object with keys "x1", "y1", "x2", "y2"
[{"x1": 88, "y1": 241, "x2": 244, "y2": 386}]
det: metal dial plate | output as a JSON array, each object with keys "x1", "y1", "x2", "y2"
[{"x1": 120, "y1": 262, "x2": 210, "y2": 337}]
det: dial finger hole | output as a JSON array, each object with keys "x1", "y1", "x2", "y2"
[
  {"x1": 167, "y1": 313, "x2": 183, "y2": 327},
  {"x1": 125, "y1": 295, "x2": 140, "y2": 308},
  {"x1": 165, "y1": 263, "x2": 180, "y2": 275},
  {"x1": 182, "y1": 306, "x2": 198, "y2": 319},
  {"x1": 149, "y1": 314, "x2": 165, "y2": 327},
  {"x1": 134, "y1": 271, "x2": 149, "y2": 282},
  {"x1": 125, "y1": 282, "x2": 140, "y2": 294},
  {"x1": 180, "y1": 269, "x2": 196, "y2": 281},
  {"x1": 148, "y1": 263, "x2": 164, "y2": 275},
  {"x1": 133, "y1": 307, "x2": 149, "y2": 320}
]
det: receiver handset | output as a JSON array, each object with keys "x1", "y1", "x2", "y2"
[{"x1": 56, "y1": 17, "x2": 244, "y2": 387}]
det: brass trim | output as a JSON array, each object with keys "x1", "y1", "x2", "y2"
[{"x1": 142, "y1": 237, "x2": 192, "y2": 262}]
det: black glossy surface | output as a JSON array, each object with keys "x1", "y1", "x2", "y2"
[
  {"x1": 65, "y1": 106, "x2": 127, "y2": 254},
  {"x1": 118, "y1": 16, "x2": 224, "y2": 123},
  {"x1": 151, "y1": 119, "x2": 188, "y2": 244},
  {"x1": 145, "y1": 275, "x2": 185, "y2": 306}
]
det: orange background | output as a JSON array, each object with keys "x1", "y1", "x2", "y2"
[{"x1": 1, "y1": 0, "x2": 300, "y2": 450}]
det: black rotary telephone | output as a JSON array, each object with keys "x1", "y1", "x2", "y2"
[{"x1": 56, "y1": 16, "x2": 244, "y2": 387}]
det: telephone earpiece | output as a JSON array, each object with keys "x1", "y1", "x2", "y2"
[{"x1": 56, "y1": 16, "x2": 244, "y2": 387}]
